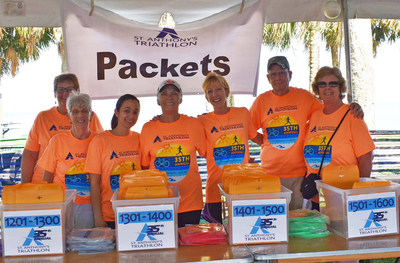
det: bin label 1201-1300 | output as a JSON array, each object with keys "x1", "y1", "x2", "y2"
[
  {"x1": 347, "y1": 191, "x2": 398, "y2": 238},
  {"x1": 2, "y1": 209, "x2": 64, "y2": 256}
]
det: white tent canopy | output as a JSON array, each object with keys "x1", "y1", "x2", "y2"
[{"x1": 1, "y1": 0, "x2": 400, "y2": 28}]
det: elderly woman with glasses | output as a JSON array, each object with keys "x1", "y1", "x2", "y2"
[
  {"x1": 38, "y1": 92, "x2": 97, "y2": 228},
  {"x1": 21, "y1": 73, "x2": 103, "y2": 184},
  {"x1": 303, "y1": 66, "x2": 375, "y2": 210}
]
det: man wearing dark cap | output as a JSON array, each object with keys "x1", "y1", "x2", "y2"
[{"x1": 249, "y1": 56, "x2": 362, "y2": 210}]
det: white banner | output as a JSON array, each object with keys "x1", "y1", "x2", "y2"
[{"x1": 61, "y1": 0, "x2": 266, "y2": 99}]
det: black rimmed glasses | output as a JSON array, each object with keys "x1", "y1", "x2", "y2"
[
  {"x1": 317, "y1": 81, "x2": 339, "y2": 89},
  {"x1": 56, "y1": 87, "x2": 76, "y2": 94}
]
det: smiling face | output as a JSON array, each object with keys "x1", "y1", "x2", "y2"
[
  {"x1": 267, "y1": 64, "x2": 292, "y2": 96},
  {"x1": 68, "y1": 106, "x2": 90, "y2": 130},
  {"x1": 55, "y1": 80, "x2": 77, "y2": 112},
  {"x1": 316, "y1": 74, "x2": 342, "y2": 103},
  {"x1": 205, "y1": 81, "x2": 229, "y2": 110},
  {"x1": 115, "y1": 99, "x2": 140, "y2": 130},
  {"x1": 157, "y1": 85, "x2": 182, "y2": 112}
]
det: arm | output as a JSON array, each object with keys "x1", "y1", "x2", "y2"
[
  {"x1": 43, "y1": 170, "x2": 54, "y2": 183},
  {"x1": 90, "y1": 173, "x2": 107, "y2": 227},
  {"x1": 251, "y1": 132, "x2": 263, "y2": 146},
  {"x1": 21, "y1": 149, "x2": 39, "y2": 183},
  {"x1": 357, "y1": 151, "x2": 374, "y2": 177},
  {"x1": 349, "y1": 102, "x2": 364, "y2": 119}
]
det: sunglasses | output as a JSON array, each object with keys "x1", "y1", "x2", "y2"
[{"x1": 317, "y1": 81, "x2": 339, "y2": 89}]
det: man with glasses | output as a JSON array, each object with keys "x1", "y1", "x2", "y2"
[
  {"x1": 249, "y1": 56, "x2": 362, "y2": 210},
  {"x1": 21, "y1": 73, "x2": 103, "y2": 183}
]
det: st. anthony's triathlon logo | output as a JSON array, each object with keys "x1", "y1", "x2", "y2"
[
  {"x1": 136, "y1": 224, "x2": 164, "y2": 241},
  {"x1": 134, "y1": 28, "x2": 198, "y2": 48}
]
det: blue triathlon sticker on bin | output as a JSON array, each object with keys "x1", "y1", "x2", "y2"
[
  {"x1": 231, "y1": 199, "x2": 288, "y2": 243},
  {"x1": 266, "y1": 115, "x2": 299, "y2": 150},
  {"x1": 213, "y1": 133, "x2": 245, "y2": 168},
  {"x1": 347, "y1": 191, "x2": 398, "y2": 238},
  {"x1": 154, "y1": 144, "x2": 190, "y2": 183}
]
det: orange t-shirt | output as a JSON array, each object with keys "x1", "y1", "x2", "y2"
[
  {"x1": 304, "y1": 104, "x2": 375, "y2": 174},
  {"x1": 249, "y1": 87, "x2": 322, "y2": 178},
  {"x1": 25, "y1": 106, "x2": 103, "y2": 182},
  {"x1": 140, "y1": 115, "x2": 206, "y2": 213},
  {"x1": 85, "y1": 130, "x2": 141, "y2": 222},
  {"x1": 37, "y1": 131, "x2": 96, "y2": 204},
  {"x1": 198, "y1": 107, "x2": 257, "y2": 203}
]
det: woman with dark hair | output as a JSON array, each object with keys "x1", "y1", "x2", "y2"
[{"x1": 85, "y1": 94, "x2": 141, "y2": 228}]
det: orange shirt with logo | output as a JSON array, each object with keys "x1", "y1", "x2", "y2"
[
  {"x1": 25, "y1": 106, "x2": 103, "y2": 182},
  {"x1": 37, "y1": 131, "x2": 96, "y2": 204},
  {"x1": 250, "y1": 87, "x2": 322, "y2": 178},
  {"x1": 198, "y1": 107, "x2": 257, "y2": 203},
  {"x1": 140, "y1": 115, "x2": 206, "y2": 213},
  {"x1": 304, "y1": 104, "x2": 375, "y2": 174},
  {"x1": 85, "y1": 130, "x2": 141, "y2": 222}
]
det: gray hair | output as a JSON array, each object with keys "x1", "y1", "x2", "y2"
[{"x1": 67, "y1": 91, "x2": 92, "y2": 114}]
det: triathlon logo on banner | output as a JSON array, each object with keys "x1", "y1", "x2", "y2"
[{"x1": 61, "y1": 0, "x2": 266, "y2": 98}]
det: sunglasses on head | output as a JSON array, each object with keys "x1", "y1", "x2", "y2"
[{"x1": 317, "y1": 81, "x2": 339, "y2": 89}]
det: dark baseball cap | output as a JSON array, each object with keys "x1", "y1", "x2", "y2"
[
  {"x1": 157, "y1": 79, "x2": 182, "y2": 95},
  {"x1": 267, "y1": 56, "x2": 290, "y2": 71}
]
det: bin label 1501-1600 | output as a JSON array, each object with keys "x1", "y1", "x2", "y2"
[{"x1": 347, "y1": 191, "x2": 398, "y2": 238}]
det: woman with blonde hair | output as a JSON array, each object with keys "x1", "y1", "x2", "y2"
[{"x1": 198, "y1": 72, "x2": 262, "y2": 223}]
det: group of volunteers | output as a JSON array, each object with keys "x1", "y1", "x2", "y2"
[{"x1": 20, "y1": 55, "x2": 375, "y2": 229}]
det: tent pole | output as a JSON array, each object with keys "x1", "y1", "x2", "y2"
[{"x1": 342, "y1": 0, "x2": 353, "y2": 102}]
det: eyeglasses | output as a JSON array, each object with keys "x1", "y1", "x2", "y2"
[
  {"x1": 268, "y1": 71, "x2": 287, "y2": 78},
  {"x1": 56, "y1": 87, "x2": 76, "y2": 94},
  {"x1": 71, "y1": 109, "x2": 90, "y2": 115},
  {"x1": 317, "y1": 81, "x2": 339, "y2": 89}
]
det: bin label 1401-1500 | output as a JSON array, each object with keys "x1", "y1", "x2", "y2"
[{"x1": 231, "y1": 198, "x2": 288, "y2": 243}]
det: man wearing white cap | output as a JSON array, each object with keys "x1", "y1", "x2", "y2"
[{"x1": 250, "y1": 56, "x2": 362, "y2": 210}]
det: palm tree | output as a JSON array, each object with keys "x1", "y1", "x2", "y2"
[
  {"x1": 0, "y1": 27, "x2": 56, "y2": 78},
  {"x1": 263, "y1": 19, "x2": 400, "y2": 129}
]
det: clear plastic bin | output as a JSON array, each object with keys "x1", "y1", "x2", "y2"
[
  {"x1": 0, "y1": 189, "x2": 76, "y2": 256},
  {"x1": 316, "y1": 178, "x2": 400, "y2": 239},
  {"x1": 219, "y1": 184, "x2": 292, "y2": 244},
  {"x1": 111, "y1": 186, "x2": 180, "y2": 251}
]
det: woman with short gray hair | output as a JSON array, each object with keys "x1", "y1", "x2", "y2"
[{"x1": 38, "y1": 92, "x2": 97, "y2": 229}]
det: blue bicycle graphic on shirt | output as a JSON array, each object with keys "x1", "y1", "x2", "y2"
[
  {"x1": 267, "y1": 128, "x2": 279, "y2": 137},
  {"x1": 65, "y1": 176, "x2": 81, "y2": 183},
  {"x1": 304, "y1": 147, "x2": 314, "y2": 155},
  {"x1": 213, "y1": 148, "x2": 228, "y2": 158},
  {"x1": 155, "y1": 158, "x2": 170, "y2": 167}
]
